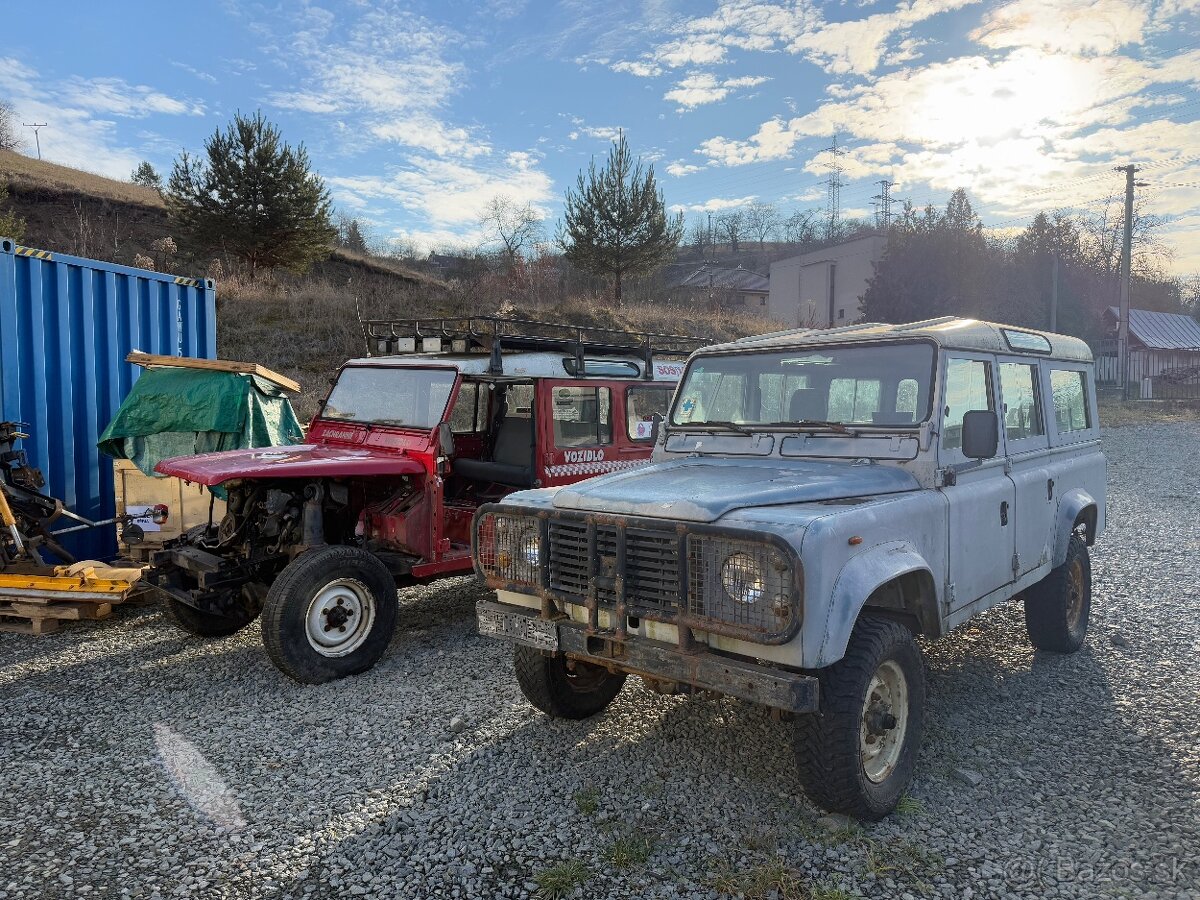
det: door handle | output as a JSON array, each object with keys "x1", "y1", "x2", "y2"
[
  {"x1": 1000, "y1": 501, "x2": 1009, "y2": 526},
  {"x1": 1047, "y1": 478, "x2": 1055, "y2": 500}
]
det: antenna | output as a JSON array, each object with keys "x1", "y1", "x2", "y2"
[
  {"x1": 823, "y1": 133, "x2": 845, "y2": 242},
  {"x1": 21, "y1": 123, "x2": 47, "y2": 160}
]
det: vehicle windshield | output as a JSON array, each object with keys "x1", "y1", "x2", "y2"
[
  {"x1": 321, "y1": 366, "x2": 458, "y2": 429},
  {"x1": 671, "y1": 342, "x2": 935, "y2": 428}
]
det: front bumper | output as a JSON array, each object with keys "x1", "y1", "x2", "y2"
[{"x1": 477, "y1": 598, "x2": 819, "y2": 714}]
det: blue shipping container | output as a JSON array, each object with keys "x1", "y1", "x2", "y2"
[{"x1": 0, "y1": 238, "x2": 217, "y2": 560}]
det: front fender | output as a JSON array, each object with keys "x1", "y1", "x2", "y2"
[
  {"x1": 1053, "y1": 488, "x2": 1098, "y2": 567},
  {"x1": 816, "y1": 541, "x2": 937, "y2": 667}
]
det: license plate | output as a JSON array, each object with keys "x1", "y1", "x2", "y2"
[{"x1": 477, "y1": 605, "x2": 559, "y2": 652}]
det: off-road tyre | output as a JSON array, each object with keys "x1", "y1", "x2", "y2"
[
  {"x1": 514, "y1": 646, "x2": 627, "y2": 720},
  {"x1": 261, "y1": 546, "x2": 398, "y2": 684},
  {"x1": 162, "y1": 596, "x2": 258, "y2": 638},
  {"x1": 793, "y1": 616, "x2": 926, "y2": 821},
  {"x1": 1024, "y1": 532, "x2": 1091, "y2": 653}
]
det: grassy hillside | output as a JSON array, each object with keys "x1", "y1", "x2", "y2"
[{"x1": 1, "y1": 150, "x2": 783, "y2": 420}]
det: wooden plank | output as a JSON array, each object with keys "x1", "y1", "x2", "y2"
[
  {"x1": 0, "y1": 617, "x2": 60, "y2": 635},
  {"x1": 125, "y1": 351, "x2": 300, "y2": 393},
  {"x1": 3, "y1": 601, "x2": 113, "y2": 620}
]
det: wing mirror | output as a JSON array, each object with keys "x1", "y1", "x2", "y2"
[
  {"x1": 961, "y1": 410, "x2": 999, "y2": 460},
  {"x1": 437, "y1": 422, "x2": 455, "y2": 457}
]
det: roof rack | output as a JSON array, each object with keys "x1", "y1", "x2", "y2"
[{"x1": 359, "y1": 316, "x2": 709, "y2": 379}]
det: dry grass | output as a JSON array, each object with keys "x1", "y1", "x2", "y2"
[
  {"x1": 1098, "y1": 398, "x2": 1200, "y2": 427},
  {"x1": 0, "y1": 149, "x2": 163, "y2": 208}
]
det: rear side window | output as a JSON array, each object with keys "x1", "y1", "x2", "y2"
[
  {"x1": 1050, "y1": 369, "x2": 1091, "y2": 433},
  {"x1": 999, "y1": 363, "x2": 1044, "y2": 441},
  {"x1": 942, "y1": 358, "x2": 993, "y2": 451},
  {"x1": 828, "y1": 377, "x2": 881, "y2": 423},
  {"x1": 626, "y1": 386, "x2": 672, "y2": 441},
  {"x1": 552, "y1": 386, "x2": 612, "y2": 447}
]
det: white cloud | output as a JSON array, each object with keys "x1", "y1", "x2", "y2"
[
  {"x1": 666, "y1": 161, "x2": 706, "y2": 176},
  {"x1": 567, "y1": 120, "x2": 623, "y2": 142},
  {"x1": 671, "y1": 195, "x2": 756, "y2": 213},
  {"x1": 64, "y1": 76, "x2": 203, "y2": 117},
  {"x1": 369, "y1": 117, "x2": 490, "y2": 158},
  {"x1": 611, "y1": 60, "x2": 663, "y2": 77},
  {"x1": 972, "y1": 0, "x2": 1148, "y2": 54},
  {"x1": 664, "y1": 73, "x2": 770, "y2": 109}
]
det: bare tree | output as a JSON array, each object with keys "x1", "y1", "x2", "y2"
[
  {"x1": 480, "y1": 194, "x2": 544, "y2": 270},
  {"x1": 745, "y1": 201, "x2": 780, "y2": 247},
  {"x1": 783, "y1": 209, "x2": 818, "y2": 246},
  {"x1": 716, "y1": 211, "x2": 745, "y2": 253},
  {"x1": 0, "y1": 100, "x2": 20, "y2": 152},
  {"x1": 688, "y1": 218, "x2": 711, "y2": 255}
]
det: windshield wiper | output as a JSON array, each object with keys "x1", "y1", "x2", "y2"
[
  {"x1": 690, "y1": 419, "x2": 754, "y2": 435},
  {"x1": 789, "y1": 419, "x2": 855, "y2": 435}
]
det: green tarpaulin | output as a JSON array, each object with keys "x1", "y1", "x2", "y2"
[{"x1": 98, "y1": 366, "x2": 304, "y2": 477}]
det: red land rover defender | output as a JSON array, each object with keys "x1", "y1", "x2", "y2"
[{"x1": 148, "y1": 318, "x2": 703, "y2": 683}]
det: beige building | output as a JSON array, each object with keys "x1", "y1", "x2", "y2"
[{"x1": 768, "y1": 234, "x2": 887, "y2": 327}]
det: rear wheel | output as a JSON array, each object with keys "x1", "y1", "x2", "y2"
[
  {"x1": 793, "y1": 616, "x2": 926, "y2": 821},
  {"x1": 261, "y1": 546, "x2": 398, "y2": 684},
  {"x1": 514, "y1": 646, "x2": 627, "y2": 719},
  {"x1": 1024, "y1": 533, "x2": 1091, "y2": 653}
]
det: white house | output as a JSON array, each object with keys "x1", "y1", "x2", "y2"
[{"x1": 768, "y1": 234, "x2": 887, "y2": 327}]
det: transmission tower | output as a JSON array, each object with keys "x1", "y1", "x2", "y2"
[
  {"x1": 872, "y1": 179, "x2": 895, "y2": 229},
  {"x1": 823, "y1": 133, "x2": 845, "y2": 242}
]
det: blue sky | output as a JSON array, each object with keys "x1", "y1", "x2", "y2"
[{"x1": 3, "y1": 0, "x2": 1198, "y2": 272}]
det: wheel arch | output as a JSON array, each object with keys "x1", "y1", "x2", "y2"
[
  {"x1": 1053, "y1": 488, "x2": 1098, "y2": 568},
  {"x1": 817, "y1": 541, "x2": 940, "y2": 668}
]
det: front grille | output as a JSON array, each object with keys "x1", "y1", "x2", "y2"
[
  {"x1": 539, "y1": 512, "x2": 799, "y2": 643},
  {"x1": 547, "y1": 520, "x2": 681, "y2": 610}
]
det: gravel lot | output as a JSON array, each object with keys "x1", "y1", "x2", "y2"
[{"x1": 1, "y1": 423, "x2": 1198, "y2": 900}]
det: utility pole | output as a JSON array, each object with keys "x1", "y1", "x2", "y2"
[
  {"x1": 1050, "y1": 252, "x2": 1059, "y2": 332},
  {"x1": 823, "y1": 133, "x2": 845, "y2": 243},
  {"x1": 1114, "y1": 164, "x2": 1147, "y2": 394},
  {"x1": 707, "y1": 212, "x2": 714, "y2": 262},
  {"x1": 22, "y1": 123, "x2": 47, "y2": 159},
  {"x1": 872, "y1": 179, "x2": 894, "y2": 230}
]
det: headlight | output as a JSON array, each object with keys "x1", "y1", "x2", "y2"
[
  {"x1": 477, "y1": 513, "x2": 541, "y2": 585},
  {"x1": 720, "y1": 552, "x2": 765, "y2": 604}
]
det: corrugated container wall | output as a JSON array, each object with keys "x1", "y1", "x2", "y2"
[{"x1": 0, "y1": 239, "x2": 217, "y2": 560}]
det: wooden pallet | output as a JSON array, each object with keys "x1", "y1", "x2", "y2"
[{"x1": 0, "y1": 599, "x2": 115, "y2": 634}]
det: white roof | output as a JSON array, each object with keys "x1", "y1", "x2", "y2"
[
  {"x1": 342, "y1": 351, "x2": 686, "y2": 381},
  {"x1": 709, "y1": 317, "x2": 1093, "y2": 362}
]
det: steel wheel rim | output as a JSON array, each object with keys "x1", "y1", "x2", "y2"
[
  {"x1": 1065, "y1": 558, "x2": 1085, "y2": 629},
  {"x1": 305, "y1": 578, "x2": 376, "y2": 658},
  {"x1": 860, "y1": 659, "x2": 909, "y2": 784}
]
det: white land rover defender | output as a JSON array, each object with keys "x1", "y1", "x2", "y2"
[{"x1": 471, "y1": 317, "x2": 1106, "y2": 819}]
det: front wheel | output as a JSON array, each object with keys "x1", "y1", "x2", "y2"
[
  {"x1": 162, "y1": 596, "x2": 259, "y2": 638},
  {"x1": 793, "y1": 616, "x2": 926, "y2": 821},
  {"x1": 514, "y1": 646, "x2": 627, "y2": 720},
  {"x1": 1024, "y1": 532, "x2": 1091, "y2": 653},
  {"x1": 261, "y1": 546, "x2": 398, "y2": 684}
]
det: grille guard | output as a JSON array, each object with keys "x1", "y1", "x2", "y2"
[{"x1": 473, "y1": 503, "x2": 804, "y2": 647}]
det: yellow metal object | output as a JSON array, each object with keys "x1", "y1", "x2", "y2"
[{"x1": 0, "y1": 563, "x2": 140, "y2": 603}]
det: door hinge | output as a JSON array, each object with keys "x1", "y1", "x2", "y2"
[
  {"x1": 943, "y1": 582, "x2": 955, "y2": 611},
  {"x1": 1011, "y1": 552, "x2": 1020, "y2": 575}
]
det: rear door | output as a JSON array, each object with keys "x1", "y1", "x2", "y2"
[
  {"x1": 939, "y1": 353, "x2": 1016, "y2": 612},
  {"x1": 540, "y1": 380, "x2": 617, "y2": 486},
  {"x1": 997, "y1": 358, "x2": 1054, "y2": 576}
]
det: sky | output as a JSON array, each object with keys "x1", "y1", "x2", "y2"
[{"x1": 2, "y1": 0, "x2": 1198, "y2": 274}]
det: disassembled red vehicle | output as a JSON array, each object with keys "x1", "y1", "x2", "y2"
[{"x1": 148, "y1": 318, "x2": 703, "y2": 683}]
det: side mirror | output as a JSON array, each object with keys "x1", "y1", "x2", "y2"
[
  {"x1": 437, "y1": 422, "x2": 455, "y2": 457},
  {"x1": 649, "y1": 413, "x2": 663, "y2": 446},
  {"x1": 961, "y1": 410, "x2": 999, "y2": 460}
]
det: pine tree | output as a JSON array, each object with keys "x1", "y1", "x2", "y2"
[
  {"x1": 558, "y1": 132, "x2": 682, "y2": 305},
  {"x1": 130, "y1": 162, "x2": 163, "y2": 191},
  {"x1": 166, "y1": 112, "x2": 335, "y2": 274}
]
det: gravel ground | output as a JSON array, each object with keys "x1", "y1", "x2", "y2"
[{"x1": 1, "y1": 424, "x2": 1198, "y2": 900}]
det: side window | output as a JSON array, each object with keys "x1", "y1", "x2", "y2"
[
  {"x1": 626, "y1": 386, "x2": 671, "y2": 441},
  {"x1": 895, "y1": 378, "x2": 919, "y2": 421},
  {"x1": 828, "y1": 377, "x2": 881, "y2": 423},
  {"x1": 505, "y1": 383, "x2": 534, "y2": 418},
  {"x1": 942, "y1": 358, "x2": 993, "y2": 451},
  {"x1": 1050, "y1": 369, "x2": 1091, "y2": 433},
  {"x1": 448, "y1": 383, "x2": 479, "y2": 433},
  {"x1": 552, "y1": 386, "x2": 612, "y2": 447},
  {"x1": 999, "y1": 363, "x2": 1044, "y2": 441}
]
